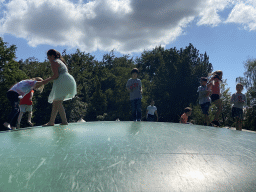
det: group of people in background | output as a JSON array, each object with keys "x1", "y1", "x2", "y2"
[
  {"x1": 127, "y1": 68, "x2": 247, "y2": 131},
  {"x1": 195, "y1": 70, "x2": 246, "y2": 130},
  {"x1": 3, "y1": 51, "x2": 246, "y2": 131}
]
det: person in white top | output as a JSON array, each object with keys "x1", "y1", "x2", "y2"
[
  {"x1": 3, "y1": 78, "x2": 44, "y2": 130},
  {"x1": 146, "y1": 100, "x2": 158, "y2": 122}
]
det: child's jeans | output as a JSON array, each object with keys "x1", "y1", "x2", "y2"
[
  {"x1": 147, "y1": 114, "x2": 155, "y2": 121},
  {"x1": 7, "y1": 91, "x2": 20, "y2": 127},
  {"x1": 131, "y1": 98, "x2": 141, "y2": 121}
]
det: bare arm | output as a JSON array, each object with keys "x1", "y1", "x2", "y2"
[
  {"x1": 30, "y1": 91, "x2": 34, "y2": 101},
  {"x1": 155, "y1": 110, "x2": 159, "y2": 122},
  {"x1": 34, "y1": 81, "x2": 44, "y2": 89},
  {"x1": 42, "y1": 61, "x2": 59, "y2": 85}
]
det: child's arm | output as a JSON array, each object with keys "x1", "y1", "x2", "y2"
[
  {"x1": 244, "y1": 95, "x2": 247, "y2": 105},
  {"x1": 126, "y1": 80, "x2": 132, "y2": 92},
  {"x1": 155, "y1": 110, "x2": 159, "y2": 122},
  {"x1": 140, "y1": 80, "x2": 143, "y2": 94},
  {"x1": 30, "y1": 91, "x2": 34, "y2": 101}
]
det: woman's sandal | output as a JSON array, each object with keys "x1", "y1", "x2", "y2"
[
  {"x1": 42, "y1": 123, "x2": 54, "y2": 127},
  {"x1": 28, "y1": 122, "x2": 34, "y2": 127}
]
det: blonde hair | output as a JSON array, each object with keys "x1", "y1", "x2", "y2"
[
  {"x1": 31, "y1": 77, "x2": 44, "y2": 93},
  {"x1": 184, "y1": 107, "x2": 192, "y2": 113}
]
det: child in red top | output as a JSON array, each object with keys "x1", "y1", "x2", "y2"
[
  {"x1": 17, "y1": 90, "x2": 34, "y2": 128},
  {"x1": 180, "y1": 107, "x2": 192, "y2": 124},
  {"x1": 208, "y1": 70, "x2": 223, "y2": 126}
]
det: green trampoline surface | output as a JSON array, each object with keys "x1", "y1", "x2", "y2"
[{"x1": 0, "y1": 121, "x2": 256, "y2": 192}]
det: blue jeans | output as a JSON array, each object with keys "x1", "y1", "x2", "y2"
[
  {"x1": 7, "y1": 91, "x2": 20, "y2": 127},
  {"x1": 131, "y1": 98, "x2": 141, "y2": 121},
  {"x1": 147, "y1": 114, "x2": 155, "y2": 121}
]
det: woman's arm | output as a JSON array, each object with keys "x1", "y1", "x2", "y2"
[
  {"x1": 30, "y1": 91, "x2": 34, "y2": 101},
  {"x1": 42, "y1": 61, "x2": 59, "y2": 85}
]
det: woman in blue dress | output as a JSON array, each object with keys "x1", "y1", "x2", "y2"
[{"x1": 42, "y1": 49, "x2": 77, "y2": 126}]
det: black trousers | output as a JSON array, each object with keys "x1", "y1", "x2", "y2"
[{"x1": 6, "y1": 91, "x2": 20, "y2": 127}]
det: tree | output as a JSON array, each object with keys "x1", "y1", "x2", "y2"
[{"x1": 0, "y1": 38, "x2": 27, "y2": 130}]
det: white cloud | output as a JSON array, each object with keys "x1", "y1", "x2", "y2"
[
  {"x1": 225, "y1": 2, "x2": 256, "y2": 31},
  {"x1": 197, "y1": 0, "x2": 233, "y2": 27},
  {"x1": 0, "y1": 0, "x2": 254, "y2": 53}
]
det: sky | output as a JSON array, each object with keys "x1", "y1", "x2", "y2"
[{"x1": 0, "y1": 0, "x2": 256, "y2": 95}]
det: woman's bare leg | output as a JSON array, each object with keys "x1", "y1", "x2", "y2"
[
  {"x1": 214, "y1": 99, "x2": 222, "y2": 121},
  {"x1": 56, "y1": 100, "x2": 68, "y2": 125},
  {"x1": 43, "y1": 101, "x2": 58, "y2": 126}
]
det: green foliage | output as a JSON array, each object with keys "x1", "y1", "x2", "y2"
[
  {"x1": 0, "y1": 38, "x2": 27, "y2": 128},
  {"x1": 243, "y1": 106, "x2": 256, "y2": 131},
  {"x1": 138, "y1": 44, "x2": 213, "y2": 122}
]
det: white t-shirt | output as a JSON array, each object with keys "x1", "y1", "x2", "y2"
[
  {"x1": 147, "y1": 105, "x2": 157, "y2": 115},
  {"x1": 9, "y1": 80, "x2": 37, "y2": 97}
]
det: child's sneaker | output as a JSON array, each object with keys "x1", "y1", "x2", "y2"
[{"x1": 211, "y1": 120, "x2": 220, "y2": 127}]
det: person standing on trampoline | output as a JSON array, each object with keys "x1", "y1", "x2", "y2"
[
  {"x1": 231, "y1": 83, "x2": 247, "y2": 131},
  {"x1": 126, "y1": 68, "x2": 142, "y2": 121},
  {"x1": 208, "y1": 70, "x2": 223, "y2": 126},
  {"x1": 180, "y1": 107, "x2": 192, "y2": 124},
  {"x1": 146, "y1": 100, "x2": 158, "y2": 122},
  {"x1": 42, "y1": 49, "x2": 77, "y2": 126},
  {"x1": 3, "y1": 77, "x2": 44, "y2": 130},
  {"x1": 17, "y1": 90, "x2": 34, "y2": 129},
  {"x1": 198, "y1": 77, "x2": 211, "y2": 126}
]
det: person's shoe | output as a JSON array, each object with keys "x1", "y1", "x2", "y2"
[
  {"x1": 3, "y1": 122, "x2": 12, "y2": 130},
  {"x1": 60, "y1": 123, "x2": 68, "y2": 125},
  {"x1": 215, "y1": 121, "x2": 220, "y2": 126},
  {"x1": 27, "y1": 121, "x2": 34, "y2": 127},
  {"x1": 42, "y1": 123, "x2": 54, "y2": 127},
  {"x1": 211, "y1": 120, "x2": 220, "y2": 127}
]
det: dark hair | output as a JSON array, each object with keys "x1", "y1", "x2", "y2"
[
  {"x1": 184, "y1": 107, "x2": 192, "y2": 113},
  {"x1": 236, "y1": 83, "x2": 243, "y2": 89},
  {"x1": 47, "y1": 49, "x2": 66, "y2": 64},
  {"x1": 131, "y1": 68, "x2": 139, "y2": 74},
  {"x1": 201, "y1": 77, "x2": 207, "y2": 81},
  {"x1": 213, "y1": 74, "x2": 221, "y2": 81}
]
